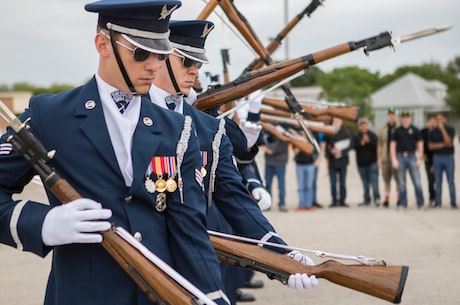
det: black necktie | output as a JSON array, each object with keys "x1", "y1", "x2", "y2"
[
  {"x1": 165, "y1": 95, "x2": 181, "y2": 111},
  {"x1": 111, "y1": 90, "x2": 134, "y2": 114}
]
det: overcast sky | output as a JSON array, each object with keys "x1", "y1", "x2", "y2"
[{"x1": 1, "y1": 0, "x2": 459, "y2": 87}]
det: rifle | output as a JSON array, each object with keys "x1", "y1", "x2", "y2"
[
  {"x1": 212, "y1": 0, "x2": 321, "y2": 151},
  {"x1": 263, "y1": 97, "x2": 360, "y2": 123},
  {"x1": 243, "y1": 0, "x2": 325, "y2": 73},
  {"x1": 261, "y1": 106, "x2": 332, "y2": 125},
  {"x1": 196, "y1": 0, "x2": 218, "y2": 20},
  {"x1": 0, "y1": 102, "x2": 215, "y2": 305},
  {"x1": 260, "y1": 113, "x2": 337, "y2": 136},
  {"x1": 210, "y1": 233, "x2": 409, "y2": 304},
  {"x1": 218, "y1": 48, "x2": 239, "y2": 122},
  {"x1": 259, "y1": 121, "x2": 314, "y2": 155},
  {"x1": 194, "y1": 25, "x2": 451, "y2": 112}
]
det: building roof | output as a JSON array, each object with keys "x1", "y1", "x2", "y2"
[{"x1": 371, "y1": 72, "x2": 448, "y2": 111}]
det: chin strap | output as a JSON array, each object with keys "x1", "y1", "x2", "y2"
[
  {"x1": 165, "y1": 58, "x2": 186, "y2": 97},
  {"x1": 109, "y1": 29, "x2": 137, "y2": 95}
]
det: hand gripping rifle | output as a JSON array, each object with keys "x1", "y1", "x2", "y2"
[
  {"x1": 209, "y1": 232, "x2": 409, "y2": 304},
  {"x1": 194, "y1": 25, "x2": 451, "y2": 112},
  {"x1": 259, "y1": 121, "x2": 314, "y2": 155},
  {"x1": 263, "y1": 97, "x2": 360, "y2": 123},
  {"x1": 0, "y1": 101, "x2": 216, "y2": 305}
]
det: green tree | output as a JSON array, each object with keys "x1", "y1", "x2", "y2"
[
  {"x1": 290, "y1": 66, "x2": 324, "y2": 87},
  {"x1": 11, "y1": 82, "x2": 74, "y2": 95},
  {"x1": 317, "y1": 67, "x2": 382, "y2": 120}
]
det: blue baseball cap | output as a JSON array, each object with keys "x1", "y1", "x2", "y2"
[
  {"x1": 169, "y1": 20, "x2": 215, "y2": 63},
  {"x1": 85, "y1": 0, "x2": 182, "y2": 54}
]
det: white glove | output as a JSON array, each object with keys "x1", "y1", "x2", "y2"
[
  {"x1": 287, "y1": 250, "x2": 319, "y2": 290},
  {"x1": 251, "y1": 187, "x2": 272, "y2": 211},
  {"x1": 239, "y1": 119, "x2": 262, "y2": 148},
  {"x1": 247, "y1": 89, "x2": 264, "y2": 114},
  {"x1": 42, "y1": 198, "x2": 112, "y2": 246}
]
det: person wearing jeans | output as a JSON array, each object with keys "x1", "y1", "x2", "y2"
[
  {"x1": 354, "y1": 117, "x2": 381, "y2": 206},
  {"x1": 322, "y1": 118, "x2": 352, "y2": 207},
  {"x1": 294, "y1": 148, "x2": 316, "y2": 211},
  {"x1": 390, "y1": 110, "x2": 424, "y2": 208},
  {"x1": 395, "y1": 155, "x2": 424, "y2": 207},
  {"x1": 428, "y1": 113, "x2": 457, "y2": 208},
  {"x1": 261, "y1": 134, "x2": 289, "y2": 211}
]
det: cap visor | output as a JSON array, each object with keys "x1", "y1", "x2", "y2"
[
  {"x1": 175, "y1": 48, "x2": 208, "y2": 63},
  {"x1": 124, "y1": 34, "x2": 173, "y2": 54}
]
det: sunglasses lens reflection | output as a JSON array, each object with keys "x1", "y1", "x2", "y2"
[
  {"x1": 183, "y1": 57, "x2": 202, "y2": 69},
  {"x1": 133, "y1": 48, "x2": 150, "y2": 62}
]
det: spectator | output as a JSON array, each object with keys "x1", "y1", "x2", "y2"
[
  {"x1": 428, "y1": 112, "x2": 457, "y2": 209},
  {"x1": 260, "y1": 134, "x2": 289, "y2": 212},
  {"x1": 377, "y1": 107, "x2": 400, "y2": 208},
  {"x1": 293, "y1": 145, "x2": 316, "y2": 211},
  {"x1": 353, "y1": 117, "x2": 381, "y2": 207},
  {"x1": 322, "y1": 118, "x2": 352, "y2": 207},
  {"x1": 420, "y1": 115, "x2": 437, "y2": 206},
  {"x1": 390, "y1": 110, "x2": 424, "y2": 209},
  {"x1": 312, "y1": 132, "x2": 325, "y2": 208}
]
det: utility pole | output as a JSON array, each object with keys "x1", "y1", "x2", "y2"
[{"x1": 284, "y1": 0, "x2": 289, "y2": 60}]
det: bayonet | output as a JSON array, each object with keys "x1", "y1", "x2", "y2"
[
  {"x1": 357, "y1": 25, "x2": 452, "y2": 56},
  {"x1": 391, "y1": 25, "x2": 452, "y2": 46}
]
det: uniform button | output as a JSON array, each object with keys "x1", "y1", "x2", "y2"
[
  {"x1": 133, "y1": 232, "x2": 142, "y2": 241},
  {"x1": 124, "y1": 196, "x2": 132, "y2": 203}
]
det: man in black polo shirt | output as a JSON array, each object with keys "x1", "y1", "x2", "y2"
[
  {"x1": 420, "y1": 115, "x2": 437, "y2": 206},
  {"x1": 428, "y1": 112, "x2": 457, "y2": 209},
  {"x1": 390, "y1": 111, "x2": 424, "y2": 208}
]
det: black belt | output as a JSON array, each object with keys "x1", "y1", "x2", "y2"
[{"x1": 397, "y1": 151, "x2": 415, "y2": 157}]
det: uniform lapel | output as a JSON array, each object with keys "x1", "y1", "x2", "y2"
[
  {"x1": 130, "y1": 96, "x2": 164, "y2": 192},
  {"x1": 75, "y1": 78, "x2": 121, "y2": 176}
]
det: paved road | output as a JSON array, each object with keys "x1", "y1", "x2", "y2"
[{"x1": 1, "y1": 146, "x2": 459, "y2": 305}]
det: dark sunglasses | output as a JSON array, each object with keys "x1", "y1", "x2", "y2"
[
  {"x1": 100, "y1": 31, "x2": 167, "y2": 62},
  {"x1": 170, "y1": 52, "x2": 203, "y2": 69}
]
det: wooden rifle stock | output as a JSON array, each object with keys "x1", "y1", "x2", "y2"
[
  {"x1": 263, "y1": 97, "x2": 360, "y2": 123},
  {"x1": 195, "y1": 31, "x2": 393, "y2": 111},
  {"x1": 260, "y1": 121, "x2": 313, "y2": 155},
  {"x1": 260, "y1": 114, "x2": 337, "y2": 136},
  {"x1": 2, "y1": 108, "x2": 200, "y2": 305},
  {"x1": 196, "y1": 0, "x2": 218, "y2": 20},
  {"x1": 51, "y1": 179, "x2": 196, "y2": 305},
  {"x1": 210, "y1": 235, "x2": 409, "y2": 304},
  {"x1": 261, "y1": 106, "x2": 332, "y2": 125}
]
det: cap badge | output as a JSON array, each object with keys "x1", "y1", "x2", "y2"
[
  {"x1": 201, "y1": 24, "x2": 214, "y2": 38},
  {"x1": 159, "y1": 4, "x2": 178, "y2": 20}
]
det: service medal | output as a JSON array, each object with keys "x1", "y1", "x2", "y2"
[
  {"x1": 200, "y1": 166, "x2": 207, "y2": 178},
  {"x1": 155, "y1": 178, "x2": 167, "y2": 193},
  {"x1": 155, "y1": 192, "x2": 167, "y2": 212},
  {"x1": 166, "y1": 177, "x2": 177, "y2": 192},
  {"x1": 200, "y1": 151, "x2": 208, "y2": 177},
  {"x1": 145, "y1": 177, "x2": 156, "y2": 193}
]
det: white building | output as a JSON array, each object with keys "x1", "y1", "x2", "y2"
[{"x1": 371, "y1": 72, "x2": 449, "y2": 130}]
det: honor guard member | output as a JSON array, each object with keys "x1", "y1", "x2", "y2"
[
  {"x1": 0, "y1": 1, "x2": 231, "y2": 304},
  {"x1": 149, "y1": 20, "x2": 319, "y2": 304}
]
